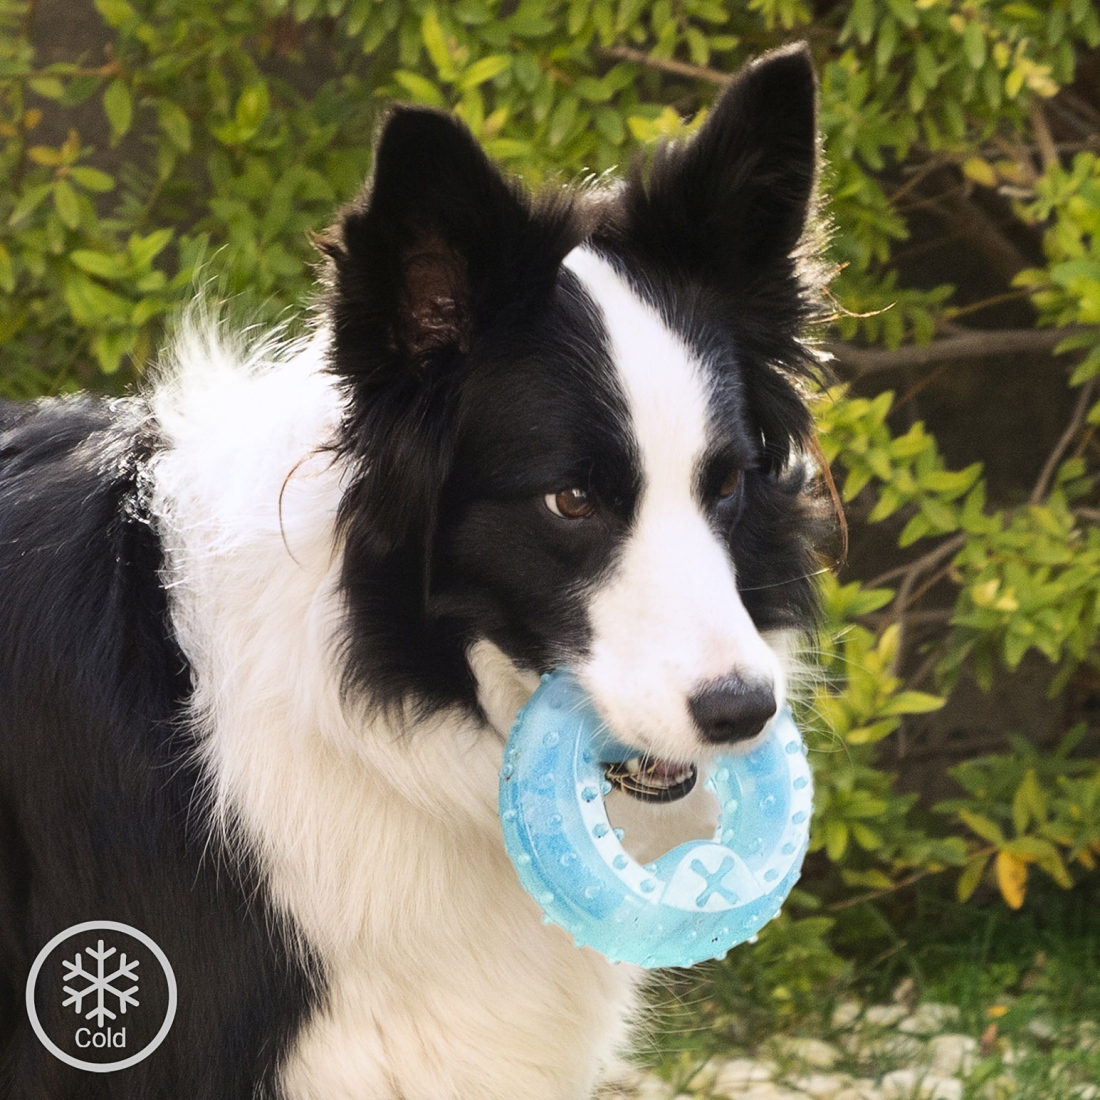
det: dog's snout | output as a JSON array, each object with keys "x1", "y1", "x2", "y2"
[{"x1": 689, "y1": 678, "x2": 777, "y2": 745}]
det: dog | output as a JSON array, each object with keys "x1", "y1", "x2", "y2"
[{"x1": 0, "y1": 42, "x2": 827, "y2": 1100}]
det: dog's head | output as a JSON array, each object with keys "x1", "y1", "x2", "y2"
[{"x1": 321, "y1": 45, "x2": 828, "y2": 776}]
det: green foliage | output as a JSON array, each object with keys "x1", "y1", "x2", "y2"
[{"x1": 3, "y1": 0, "x2": 1100, "y2": 970}]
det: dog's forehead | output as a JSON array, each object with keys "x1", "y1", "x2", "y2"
[{"x1": 562, "y1": 246, "x2": 714, "y2": 492}]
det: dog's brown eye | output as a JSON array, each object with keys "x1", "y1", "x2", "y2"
[
  {"x1": 717, "y1": 469, "x2": 742, "y2": 500},
  {"x1": 546, "y1": 488, "x2": 594, "y2": 519}
]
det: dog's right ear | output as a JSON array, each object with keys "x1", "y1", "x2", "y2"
[
  {"x1": 321, "y1": 107, "x2": 565, "y2": 383},
  {"x1": 321, "y1": 108, "x2": 577, "y2": 563}
]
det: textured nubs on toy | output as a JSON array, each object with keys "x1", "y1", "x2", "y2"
[{"x1": 498, "y1": 669, "x2": 813, "y2": 969}]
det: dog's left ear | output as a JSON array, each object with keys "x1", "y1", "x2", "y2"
[
  {"x1": 615, "y1": 44, "x2": 822, "y2": 469},
  {"x1": 622, "y1": 43, "x2": 819, "y2": 290}
]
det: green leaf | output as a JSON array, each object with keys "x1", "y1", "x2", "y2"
[
  {"x1": 963, "y1": 21, "x2": 987, "y2": 69},
  {"x1": 458, "y1": 55, "x2": 510, "y2": 91},
  {"x1": 825, "y1": 820, "x2": 849, "y2": 862},
  {"x1": 63, "y1": 273, "x2": 133, "y2": 326},
  {"x1": 880, "y1": 691, "x2": 945, "y2": 717},
  {"x1": 103, "y1": 79, "x2": 133, "y2": 142},
  {"x1": 393, "y1": 70, "x2": 446, "y2": 108},
  {"x1": 421, "y1": 10, "x2": 456, "y2": 80},
  {"x1": 70, "y1": 166, "x2": 115, "y2": 192},
  {"x1": 128, "y1": 228, "x2": 173, "y2": 268},
  {"x1": 157, "y1": 101, "x2": 192, "y2": 152},
  {"x1": 958, "y1": 809, "x2": 1005, "y2": 846},
  {"x1": 53, "y1": 179, "x2": 81, "y2": 230},
  {"x1": 0, "y1": 242, "x2": 14, "y2": 293},
  {"x1": 94, "y1": 0, "x2": 136, "y2": 26},
  {"x1": 957, "y1": 854, "x2": 989, "y2": 901},
  {"x1": 235, "y1": 84, "x2": 270, "y2": 142},
  {"x1": 70, "y1": 250, "x2": 129, "y2": 279},
  {"x1": 548, "y1": 95, "x2": 578, "y2": 146},
  {"x1": 8, "y1": 183, "x2": 53, "y2": 226},
  {"x1": 847, "y1": 0, "x2": 875, "y2": 45},
  {"x1": 595, "y1": 106, "x2": 625, "y2": 145},
  {"x1": 29, "y1": 77, "x2": 64, "y2": 100},
  {"x1": 899, "y1": 512, "x2": 932, "y2": 547}
]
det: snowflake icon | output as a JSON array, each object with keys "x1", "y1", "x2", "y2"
[{"x1": 61, "y1": 939, "x2": 140, "y2": 1027}]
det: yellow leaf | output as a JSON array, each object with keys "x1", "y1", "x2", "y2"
[
  {"x1": 963, "y1": 157, "x2": 997, "y2": 187},
  {"x1": 995, "y1": 850, "x2": 1028, "y2": 909},
  {"x1": 987, "y1": 1004, "x2": 1009, "y2": 1019}
]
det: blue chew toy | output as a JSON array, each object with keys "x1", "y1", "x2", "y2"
[{"x1": 499, "y1": 669, "x2": 812, "y2": 968}]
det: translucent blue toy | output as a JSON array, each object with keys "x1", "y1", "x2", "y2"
[{"x1": 499, "y1": 669, "x2": 813, "y2": 968}]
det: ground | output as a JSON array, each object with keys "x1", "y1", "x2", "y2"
[{"x1": 603, "y1": 983, "x2": 1099, "y2": 1100}]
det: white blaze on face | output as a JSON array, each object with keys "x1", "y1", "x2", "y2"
[{"x1": 563, "y1": 247, "x2": 782, "y2": 760}]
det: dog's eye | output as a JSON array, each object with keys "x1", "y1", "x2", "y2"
[
  {"x1": 545, "y1": 488, "x2": 594, "y2": 519},
  {"x1": 717, "y1": 469, "x2": 742, "y2": 500}
]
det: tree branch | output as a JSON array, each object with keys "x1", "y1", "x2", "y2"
[
  {"x1": 826, "y1": 326, "x2": 1086, "y2": 375},
  {"x1": 599, "y1": 45, "x2": 731, "y2": 86},
  {"x1": 1029, "y1": 377, "x2": 1097, "y2": 505},
  {"x1": 826, "y1": 846, "x2": 996, "y2": 912}
]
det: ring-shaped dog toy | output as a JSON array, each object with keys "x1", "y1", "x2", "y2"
[{"x1": 499, "y1": 669, "x2": 813, "y2": 968}]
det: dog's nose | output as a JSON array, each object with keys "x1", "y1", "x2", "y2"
[{"x1": 689, "y1": 678, "x2": 777, "y2": 745}]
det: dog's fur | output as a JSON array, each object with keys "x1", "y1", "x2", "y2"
[{"x1": 0, "y1": 44, "x2": 827, "y2": 1099}]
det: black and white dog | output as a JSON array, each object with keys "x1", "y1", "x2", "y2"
[{"x1": 0, "y1": 44, "x2": 827, "y2": 1099}]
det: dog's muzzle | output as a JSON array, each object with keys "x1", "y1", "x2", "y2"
[{"x1": 604, "y1": 754, "x2": 698, "y2": 804}]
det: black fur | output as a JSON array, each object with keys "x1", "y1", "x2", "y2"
[{"x1": 0, "y1": 399, "x2": 316, "y2": 1097}]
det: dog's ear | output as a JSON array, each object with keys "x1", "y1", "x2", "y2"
[
  {"x1": 321, "y1": 108, "x2": 574, "y2": 559},
  {"x1": 322, "y1": 107, "x2": 567, "y2": 378},
  {"x1": 622, "y1": 43, "x2": 819, "y2": 290},
  {"x1": 615, "y1": 45, "x2": 822, "y2": 471}
]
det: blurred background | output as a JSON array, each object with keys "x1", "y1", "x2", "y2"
[{"x1": 2, "y1": 1, "x2": 1100, "y2": 1097}]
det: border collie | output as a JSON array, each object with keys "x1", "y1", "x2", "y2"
[{"x1": 0, "y1": 43, "x2": 827, "y2": 1099}]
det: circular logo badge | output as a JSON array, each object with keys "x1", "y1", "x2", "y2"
[{"x1": 25, "y1": 921, "x2": 177, "y2": 1073}]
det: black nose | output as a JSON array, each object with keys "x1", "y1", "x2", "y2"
[{"x1": 689, "y1": 678, "x2": 777, "y2": 745}]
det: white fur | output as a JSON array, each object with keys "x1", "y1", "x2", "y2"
[
  {"x1": 150, "y1": 325, "x2": 641, "y2": 1100},
  {"x1": 563, "y1": 248, "x2": 785, "y2": 763}
]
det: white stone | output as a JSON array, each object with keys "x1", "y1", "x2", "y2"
[
  {"x1": 832, "y1": 1000, "x2": 864, "y2": 1030},
  {"x1": 686, "y1": 1060, "x2": 718, "y2": 1092},
  {"x1": 975, "y1": 1072, "x2": 1017, "y2": 1100},
  {"x1": 1026, "y1": 1017, "x2": 1056, "y2": 1041},
  {"x1": 865, "y1": 1005, "x2": 908, "y2": 1028},
  {"x1": 772, "y1": 1037, "x2": 842, "y2": 1069},
  {"x1": 1078, "y1": 1020, "x2": 1100, "y2": 1049},
  {"x1": 880, "y1": 1069, "x2": 962, "y2": 1100},
  {"x1": 851, "y1": 1033, "x2": 926, "y2": 1064},
  {"x1": 834, "y1": 1084, "x2": 884, "y2": 1100},
  {"x1": 898, "y1": 1004, "x2": 961, "y2": 1035},
  {"x1": 712, "y1": 1057, "x2": 776, "y2": 1095},
  {"x1": 634, "y1": 1079, "x2": 675, "y2": 1100},
  {"x1": 789, "y1": 1072, "x2": 856, "y2": 1098},
  {"x1": 739, "y1": 1086, "x2": 812, "y2": 1100},
  {"x1": 927, "y1": 1034, "x2": 978, "y2": 1077},
  {"x1": 921, "y1": 1078, "x2": 963, "y2": 1100}
]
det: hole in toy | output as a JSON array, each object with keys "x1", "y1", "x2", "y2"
[{"x1": 604, "y1": 778, "x2": 720, "y2": 866}]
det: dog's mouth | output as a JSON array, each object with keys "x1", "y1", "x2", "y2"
[{"x1": 604, "y1": 755, "x2": 698, "y2": 804}]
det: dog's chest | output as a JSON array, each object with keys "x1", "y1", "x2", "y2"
[{"x1": 262, "y1": 751, "x2": 642, "y2": 1100}]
